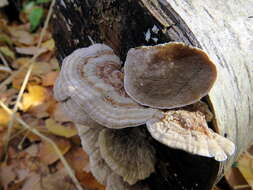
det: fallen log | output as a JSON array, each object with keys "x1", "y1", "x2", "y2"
[{"x1": 51, "y1": 0, "x2": 253, "y2": 189}]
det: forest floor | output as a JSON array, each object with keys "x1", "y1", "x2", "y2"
[{"x1": 0, "y1": 1, "x2": 252, "y2": 190}]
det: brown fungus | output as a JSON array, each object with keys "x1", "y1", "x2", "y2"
[
  {"x1": 98, "y1": 127, "x2": 156, "y2": 185},
  {"x1": 89, "y1": 149, "x2": 113, "y2": 185},
  {"x1": 146, "y1": 110, "x2": 235, "y2": 162},
  {"x1": 54, "y1": 43, "x2": 159, "y2": 129},
  {"x1": 124, "y1": 42, "x2": 217, "y2": 109},
  {"x1": 75, "y1": 124, "x2": 102, "y2": 155},
  {"x1": 106, "y1": 173, "x2": 150, "y2": 190}
]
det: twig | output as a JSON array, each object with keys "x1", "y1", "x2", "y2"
[
  {"x1": 0, "y1": 100, "x2": 84, "y2": 190},
  {"x1": 0, "y1": 66, "x2": 11, "y2": 73},
  {"x1": 4, "y1": 0, "x2": 56, "y2": 161},
  {"x1": 0, "y1": 52, "x2": 11, "y2": 69}
]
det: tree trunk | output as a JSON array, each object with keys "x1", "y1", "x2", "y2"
[{"x1": 51, "y1": 0, "x2": 253, "y2": 189}]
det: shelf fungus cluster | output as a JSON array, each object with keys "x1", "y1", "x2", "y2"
[{"x1": 54, "y1": 42, "x2": 235, "y2": 189}]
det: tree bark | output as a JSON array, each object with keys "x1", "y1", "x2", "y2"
[{"x1": 51, "y1": 0, "x2": 253, "y2": 189}]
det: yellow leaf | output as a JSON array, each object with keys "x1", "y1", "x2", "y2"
[
  {"x1": 21, "y1": 85, "x2": 48, "y2": 111},
  {"x1": 45, "y1": 119, "x2": 77, "y2": 138},
  {"x1": 41, "y1": 39, "x2": 55, "y2": 51},
  {"x1": 237, "y1": 154, "x2": 253, "y2": 187},
  {"x1": 0, "y1": 46, "x2": 15, "y2": 60},
  {"x1": 0, "y1": 33, "x2": 12, "y2": 46},
  {"x1": 0, "y1": 108, "x2": 10, "y2": 126}
]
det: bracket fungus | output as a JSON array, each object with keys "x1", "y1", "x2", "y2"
[
  {"x1": 90, "y1": 149, "x2": 113, "y2": 185},
  {"x1": 124, "y1": 42, "x2": 217, "y2": 109},
  {"x1": 99, "y1": 127, "x2": 156, "y2": 185},
  {"x1": 54, "y1": 43, "x2": 158, "y2": 129},
  {"x1": 106, "y1": 173, "x2": 150, "y2": 190},
  {"x1": 60, "y1": 99, "x2": 103, "y2": 127},
  {"x1": 146, "y1": 110, "x2": 235, "y2": 161},
  {"x1": 75, "y1": 124, "x2": 102, "y2": 155},
  {"x1": 54, "y1": 41, "x2": 236, "y2": 190}
]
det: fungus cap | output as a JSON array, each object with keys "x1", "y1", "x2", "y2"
[
  {"x1": 75, "y1": 124, "x2": 102, "y2": 155},
  {"x1": 55, "y1": 43, "x2": 158, "y2": 129},
  {"x1": 124, "y1": 42, "x2": 217, "y2": 109},
  {"x1": 99, "y1": 127, "x2": 156, "y2": 185},
  {"x1": 106, "y1": 173, "x2": 150, "y2": 190},
  {"x1": 146, "y1": 110, "x2": 235, "y2": 161}
]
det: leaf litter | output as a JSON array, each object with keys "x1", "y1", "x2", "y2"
[{"x1": 0, "y1": 1, "x2": 105, "y2": 190}]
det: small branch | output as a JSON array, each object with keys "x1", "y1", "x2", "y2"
[{"x1": 4, "y1": 0, "x2": 56, "y2": 161}]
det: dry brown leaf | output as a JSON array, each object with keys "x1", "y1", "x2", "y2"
[
  {"x1": 58, "y1": 147, "x2": 89, "y2": 173},
  {"x1": 0, "y1": 88, "x2": 18, "y2": 104},
  {"x1": 78, "y1": 172, "x2": 105, "y2": 190},
  {"x1": 0, "y1": 163, "x2": 16, "y2": 188},
  {"x1": 0, "y1": 33, "x2": 12, "y2": 46},
  {"x1": 12, "y1": 72, "x2": 41, "y2": 89},
  {"x1": 22, "y1": 169, "x2": 75, "y2": 190},
  {"x1": 52, "y1": 103, "x2": 71, "y2": 122},
  {"x1": 38, "y1": 137, "x2": 71, "y2": 165},
  {"x1": 12, "y1": 57, "x2": 30, "y2": 69},
  {"x1": 10, "y1": 29, "x2": 35, "y2": 46},
  {"x1": 45, "y1": 119, "x2": 77, "y2": 138},
  {"x1": 0, "y1": 69, "x2": 10, "y2": 81},
  {"x1": 0, "y1": 46, "x2": 15, "y2": 60},
  {"x1": 32, "y1": 61, "x2": 54, "y2": 75},
  {"x1": 42, "y1": 71, "x2": 59, "y2": 86},
  {"x1": 26, "y1": 131, "x2": 41, "y2": 142},
  {"x1": 41, "y1": 39, "x2": 55, "y2": 51},
  {"x1": 15, "y1": 46, "x2": 47, "y2": 55},
  {"x1": 20, "y1": 84, "x2": 48, "y2": 111},
  {"x1": 57, "y1": 148, "x2": 105, "y2": 190}
]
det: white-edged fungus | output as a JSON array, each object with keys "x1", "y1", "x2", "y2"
[
  {"x1": 106, "y1": 173, "x2": 150, "y2": 190},
  {"x1": 61, "y1": 98, "x2": 102, "y2": 127},
  {"x1": 124, "y1": 42, "x2": 217, "y2": 109},
  {"x1": 185, "y1": 101, "x2": 213, "y2": 122},
  {"x1": 146, "y1": 110, "x2": 235, "y2": 161},
  {"x1": 99, "y1": 127, "x2": 156, "y2": 185},
  {"x1": 54, "y1": 43, "x2": 158, "y2": 129}
]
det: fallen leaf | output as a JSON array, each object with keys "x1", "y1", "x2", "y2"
[
  {"x1": 10, "y1": 29, "x2": 35, "y2": 46},
  {"x1": 15, "y1": 46, "x2": 47, "y2": 55},
  {"x1": 78, "y1": 172, "x2": 105, "y2": 190},
  {"x1": 42, "y1": 71, "x2": 58, "y2": 86},
  {"x1": 58, "y1": 147, "x2": 89, "y2": 173},
  {"x1": 237, "y1": 153, "x2": 253, "y2": 188},
  {"x1": 0, "y1": 163, "x2": 16, "y2": 188},
  {"x1": 12, "y1": 72, "x2": 41, "y2": 89},
  {"x1": 0, "y1": 108, "x2": 10, "y2": 126},
  {"x1": 0, "y1": 33, "x2": 13, "y2": 46},
  {"x1": 0, "y1": 46, "x2": 15, "y2": 60},
  {"x1": 52, "y1": 103, "x2": 72, "y2": 122},
  {"x1": 38, "y1": 137, "x2": 71, "y2": 165},
  {"x1": 12, "y1": 57, "x2": 30, "y2": 69},
  {"x1": 41, "y1": 38, "x2": 55, "y2": 51},
  {"x1": 20, "y1": 85, "x2": 48, "y2": 111},
  {"x1": 45, "y1": 119, "x2": 77, "y2": 138},
  {"x1": 32, "y1": 61, "x2": 53, "y2": 75},
  {"x1": 0, "y1": 69, "x2": 10, "y2": 81},
  {"x1": 24, "y1": 144, "x2": 39, "y2": 157}
]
